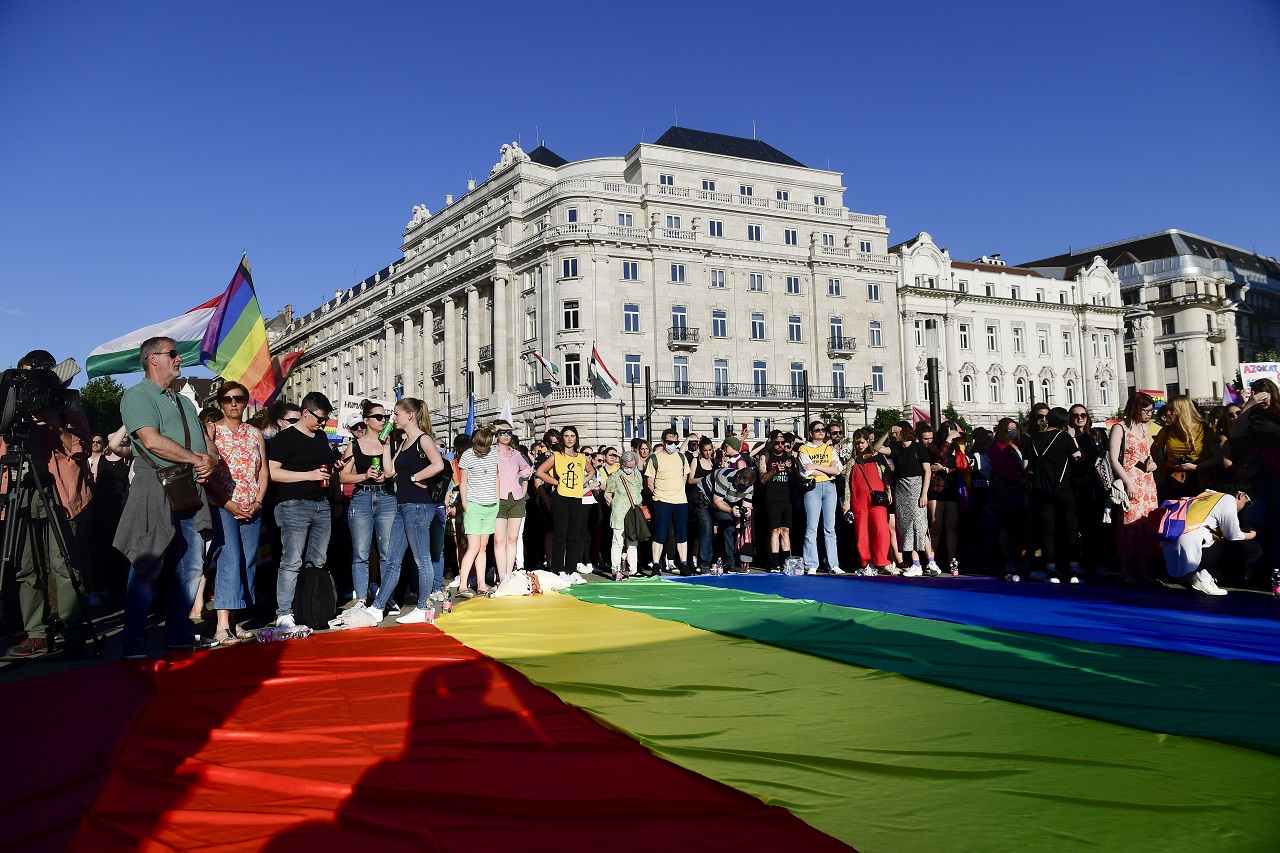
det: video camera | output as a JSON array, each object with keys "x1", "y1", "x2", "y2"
[{"x1": 0, "y1": 359, "x2": 82, "y2": 445}]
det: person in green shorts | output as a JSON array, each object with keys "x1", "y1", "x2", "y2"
[{"x1": 457, "y1": 424, "x2": 501, "y2": 596}]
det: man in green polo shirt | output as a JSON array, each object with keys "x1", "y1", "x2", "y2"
[{"x1": 117, "y1": 336, "x2": 218, "y2": 659}]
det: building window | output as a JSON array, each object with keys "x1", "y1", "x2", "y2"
[
  {"x1": 751, "y1": 312, "x2": 765, "y2": 340},
  {"x1": 1066, "y1": 379, "x2": 1076, "y2": 405},
  {"x1": 872, "y1": 365, "x2": 885, "y2": 393},
  {"x1": 962, "y1": 375, "x2": 974, "y2": 403},
  {"x1": 666, "y1": 214, "x2": 682, "y2": 230},
  {"x1": 702, "y1": 179, "x2": 717, "y2": 191},
  {"x1": 1158, "y1": 283, "x2": 1172, "y2": 300},
  {"x1": 959, "y1": 323, "x2": 971, "y2": 350},
  {"x1": 984, "y1": 283, "x2": 995, "y2": 297},
  {"x1": 1041, "y1": 379, "x2": 1052, "y2": 402},
  {"x1": 989, "y1": 375, "x2": 1001, "y2": 403},
  {"x1": 660, "y1": 173, "x2": 675, "y2": 186},
  {"x1": 563, "y1": 300, "x2": 580, "y2": 330},
  {"x1": 672, "y1": 305, "x2": 687, "y2": 330},
  {"x1": 714, "y1": 359, "x2": 730, "y2": 395},
  {"x1": 708, "y1": 219, "x2": 723, "y2": 237},
  {"x1": 784, "y1": 228, "x2": 798, "y2": 245},
  {"x1": 525, "y1": 307, "x2": 537, "y2": 341},
  {"x1": 915, "y1": 275, "x2": 937, "y2": 289},
  {"x1": 561, "y1": 258, "x2": 578, "y2": 279},
  {"x1": 914, "y1": 320, "x2": 924, "y2": 348},
  {"x1": 1063, "y1": 331, "x2": 1073, "y2": 356},
  {"x1": 832, "y1": 363, "x2": 845, "y2": 394},
  {"x1": 618, "y1": 212, "x2": 634, "y2": 227},
  {"x1": 1016, "y1": 377, "x2": 1028, "y2": 403},
  {"x1": 623, "y1": 303, "x2": 640, "y2": 333},
  {"x1": 822, "y1": 233, "x2": 835, "y2": 247},
  {"x1": 1059, "y1": 292, "x2": 1067, "y2": 304},
  {"x1": 867, "y1": 282, "x2": 880, "y2": 301},
  {"x1": 564, "y1": 353, "x2": 581, "y2": 386},
  {"x1": 827, "y1": 277, "x2": 841, "y2": 296},
  {"x1": 814, "y1": 195, "x2": 827, "y2": 207},
  {"x1": 1099, "y1": 381, "x2": 1110, "y2": 408},
  {"x1": 869, "y1": 320, "x2": 882, "y2": 347},
  {"x1": 1161, "y1": 317, "x2": 1175, "y2": 335},
  {"x1": 1092, "y1": 334, "x2": 1100, "y2": 358},
  {"x1": 788, "y1": 315, "x2": 802, "y2": 342},
  {"x1": 753, "y1": 360, "x2": 768, "y2": 394},
  {"x1": 859, "y1": 240, "x2": 872, "y2": 253},
  {"x1": 622, "y1": 260, "x2": 638, "y2": 281},
  {"x1": 673, "y1": 356, "x2": 689, "y2": 392},
  {"x1": 958, "y1": 279, "x2": 968, "y2": 293},
  {"x1": 1013, "y1": 326, "x2": 1024, "y2": 354},
  {"x1": 749, "y1": 273, "x2": 764, "y2": 292},
  {"x1": 1104, "y1": 335, "x2": 1112, "y2": 358},
  {"x1": 670, "y1": 263, "x2": 686, "y2": 283},
  {"x1": 747, "y1": 224, "x2": 762, "y2": 241},
  {"x1": 1210, "y1": 348, "x2": 1217, "y2": 366},
  {"x1": 625, "y1": 355, "x2": 640, "y2": 384},
  {"x1": 567, "y1": 207, "x2": 578, "y2": 223},
  {"x1": 790, "y1": 362, "x2": 805, "y2": 396},
  {"x1": 712, "y1": 310, "x2": 727, "y2": 338},
  {"x1": 739, "y1": 184, "x2": 753, "y2": 196},
  {"x1": 830, "y1": 316, "x2": 844, "y2": 342},
  {"x1": 1164, "y1": 348, "x2": 1178, "y2": 369},
  {"x1": 1011, "y1": 285, "x2": 1021, "y2": 300},
  {"x1": 1125, "y1": 352, "x2": 1135, "y2": 373},
  {"x1": 786, "y1": 276, "x2": 801, "y2": 294},
  {"x1": 710, "y1": 268, "x2": 726, "y2": 288},
  {"x1": 1036, "y1": 289, "x2": 1044, "y2": 302},
  {"x1": 776, "y1": 189, "x2": 789, "y2": 201},
  {"x1": 1038, "y1": 329, "x2": 1049, "y2": 355},
  {"x1": 987, "y1": 324, "x2": 999, "y2": 352}
]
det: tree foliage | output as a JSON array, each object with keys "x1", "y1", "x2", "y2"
[
  {"x1": 79, "y1": 376, "x2": 125, "y2": 435},
  {"x1": 871, "y1": 407, "x2": 903, "y2": 435},
  {"x1": 941, "y1": 404, "x2": 973, "y2": 436}
]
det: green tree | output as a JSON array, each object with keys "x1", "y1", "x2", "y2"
[
  {"x1": 79, "y1": 376, "x2": 125, "y2": 435},
  {"x1": 1253, "y1": 348, "x2": 1279, "y2": 363},
  {"x1": 871, "y1": 407, "x2": 903, "y2": 435},
  {"x1": 941, "y1": 404, "x2": 973, "y2": 436}
]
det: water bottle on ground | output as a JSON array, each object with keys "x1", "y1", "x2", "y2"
[
  {"x1": 1272, "y1": 567, "x2": 1280, "y2": 598},
  {"x1": 714, "y1": 558, "x2": 724, "y2": 576}
]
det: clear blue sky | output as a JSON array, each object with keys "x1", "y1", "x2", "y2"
[{"x1": 2, "y1": 0, "x2": 1278, "y2": 384}]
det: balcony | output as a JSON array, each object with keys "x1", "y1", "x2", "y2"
[
  {"x1": 479, "y1": 344, "x2": 493, "y2": 363},
  {"x1": 1207, "y1": 325, "x2": 1228, "y2": 343},
  {"x1": 431, "y1": 360, "x2": 444, "y2": 377},
  {"x1": 651, "y1": 381, "x2": 859, "y2": 403},
  {"x1": 827, "y1": 335, "x2": 857, "y2": 356},
  {"x1": 432, "y1": 317, "x2": 444, "y2": 336},
  {"x1": 667, "y1": 326, "x2": 700, "y2": 350}
]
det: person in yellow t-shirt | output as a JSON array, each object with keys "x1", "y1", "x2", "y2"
[
  {"x1": 645, "y1": 427, "x2": 691, "y2": 574},
  {"x1": 535, "y1": 425, "x2": 595, "y2": 575},
  {"x1": 797, "y1": 420, "x2": 844, "y2": 574}
]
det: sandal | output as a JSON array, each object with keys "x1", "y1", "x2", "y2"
[
  {"x1": 213, "y1": 629, "x2": 243, "y2": 646},
  {"x1": 233, "y1": 625, "x2": 255, "y2": 640}
]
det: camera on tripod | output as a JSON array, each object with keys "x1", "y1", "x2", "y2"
[{"x1": 0, "y1": 365, "x2": 82, "y2": 447}]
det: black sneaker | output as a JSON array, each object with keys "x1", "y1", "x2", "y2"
[{"x1": 679, "y1": 563, "x2": 694, "y2": 576}]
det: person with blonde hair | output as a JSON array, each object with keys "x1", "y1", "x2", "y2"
[
  {"x1": 457, "y1": 423, "x2": 501, "y2": 597},
  {"x1": 1153, "y1": 395, "x2": 1220, "y2": 501}
]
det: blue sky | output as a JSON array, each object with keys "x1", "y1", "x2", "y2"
[{"x1": 2, "y1": 0, "x2": 1278, "y2": 384}]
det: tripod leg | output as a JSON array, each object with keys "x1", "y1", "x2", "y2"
[{"x1": 29, "y1": 476, "x2": 103, "y2": 655}]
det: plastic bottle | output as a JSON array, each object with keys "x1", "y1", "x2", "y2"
[
  {"x1": 1272, "y1": 567, "x2": 1280, "y2": 598},
  {"x1": 714, "y1": 558, "x2": 724, "y2": 576},
  {"x1": 426, "y1": 604, "x2": 436, "y2": 624},
  {"x1": 442, "y1": 597, "x2": 452, "y2": 614},
  {"x1": 256, "y1": 627, "x2": 275, "y2": 642}
]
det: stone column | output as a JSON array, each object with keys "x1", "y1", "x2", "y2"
[
  {"x1": 383, "y1": 322, "x2": 397, "y2": 398},
  {"x1": 1221, "y1": 309, "x2": 1241, "y2": 388},
  {"x1": 466, "y1": 284, "x2": 480, "y2": 398},
  {"x1": 402, "y1": 313, "x2": 416, "y2": 399},
  {"x1": 1186, "y1": 338, "x2": 1212, "y2": 399},
  {"x1": 1079, "y1": 324, "x2": 1095, "y2": 408},
  {"x1": 442, "y1": 295, "x2": 457, "y2": 408},
  {"x1": 1134, "y1": 314, "x2": 1159, "y2": 394},
  {"x1": 901, "y1": 311, "x2": 917, "y2": 405},
  {"x1": 493, "y1": 274, "x2": 509, "y2": 394},
  {"x1": 942, "y1": 314, "x2": 960, "y2": 405},
  {"x1": 423, "y1": 304, "x2": 436, "y2": 410}
]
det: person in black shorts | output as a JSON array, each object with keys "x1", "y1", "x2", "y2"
[{"x1": 757, "y1": 430, "x2": 795, "y2": 571}]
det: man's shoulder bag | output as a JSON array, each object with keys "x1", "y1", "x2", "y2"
[{"x1": 138, "y1": 398, "x2": 202, "y2": 513}]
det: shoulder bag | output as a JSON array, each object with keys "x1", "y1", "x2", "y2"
[
  {"x1": 858, "y1": 462, "x2": 891, "y2": 507},
  {"x1": 138, "y1": 397, "x2": 202, "y2": 513},
  {"x1": 619, "y1": 472, "x2": 652, "y2": 541}
]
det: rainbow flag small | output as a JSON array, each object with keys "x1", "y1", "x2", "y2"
[
  {"x1": 201, "y1": 257, "x2": 279, "y2": 405},
  {"x1": 1141, "y1": 389, "x2": 1167, "y2": 407}
]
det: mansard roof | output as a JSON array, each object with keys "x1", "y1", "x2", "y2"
[
  {"x1": 652, "y1": 126, "x2": 805, "y2": 168},
  {"x1": 1020, "y1": 229, "x2": 1280, "y2": 278},
  {"x1": 527, "y1": 144, "x2": 569, "y2": 168}
]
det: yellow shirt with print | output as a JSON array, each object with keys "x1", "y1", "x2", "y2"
[
  {"x1": 797, "y1": 442, "x2": 835, "y2": 483},
  {"x1": 553, "y1": 451, "x2": 586, "y2": 498}
]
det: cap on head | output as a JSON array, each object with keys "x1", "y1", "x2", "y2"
[
  {"x1": 723, "y1": 435, "x2": 743, "y2": 453},
  {"x1": 344, "y1": 413, "x2": 364, "y2": 429}
]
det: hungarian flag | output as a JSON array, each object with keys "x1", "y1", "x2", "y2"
[
  {"x1": 589, "y1": 345, "x2": 619, "y2": 393},
  {"x1": 87, "y1": 295, "x2": 221, "y2": 377},
  {"x1": 529, "y1": 351, "x2": 560, "y2": 385}
]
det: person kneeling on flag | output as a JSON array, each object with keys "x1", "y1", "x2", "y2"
[{"x1": 1160, "y1": 490, "x2": 1259, "y2": 596}]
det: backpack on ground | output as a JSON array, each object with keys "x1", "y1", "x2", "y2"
[{"x1": 295, "y1": 562, "x2": 338, "y2": 629}]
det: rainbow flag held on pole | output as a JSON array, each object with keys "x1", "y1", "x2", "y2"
[{"x1": 200, "y1": 257, "x2": 280, "y2": 405}]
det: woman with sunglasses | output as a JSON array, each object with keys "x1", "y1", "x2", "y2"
[
  {"x1": 1067, "y1": 405, "x2": 1109, "y2": 576},
  {"x1": 536, "y1": 425, "x2": 595, "y2": 574},
  {"x1": 204, "y1": 381, "x2": 269, "y2": 645},
  {"x1": 493, "y1": 420, "x2": 532, "y2": 584},
  {"x1": 1109, "y1": 392, "x2": 1160, "y2": 584},
  {"x1": 756, "y1": 431, "x2": 794, "y2": 572},
  {"x1": 338, "y1": 400, "x2": 395, "y2": 605}
]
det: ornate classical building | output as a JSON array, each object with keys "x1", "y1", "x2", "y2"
[
  {"x1": 893, "y1": 233, "x2": 1126, "y2": 422},
  {"x1": 1021, "y1": 230, "x2": 1280, "y2": 404},
  {"x1": 272, "y1": 128, "x2": 901, "y2": 441}
]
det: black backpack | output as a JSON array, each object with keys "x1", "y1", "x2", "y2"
[{"x1": 294, "y1": 563, "x2": 338, "y2": 629}]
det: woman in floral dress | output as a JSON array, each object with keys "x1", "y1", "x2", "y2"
[{"x1": 1109, "y1": 391, "x2": 1159, "y2": 583}]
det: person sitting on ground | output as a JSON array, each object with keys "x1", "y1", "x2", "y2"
[
  {"x1": 1162, "y1": 489, "x2": 1258, "y2": 596},
  {"x1": 710, "y1": 464, "x2": 757, "y2": 572}
]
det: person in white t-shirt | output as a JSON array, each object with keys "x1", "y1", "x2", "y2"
[{"x1": 1163, "y1": 490, "x2": 1259, "y2": 596}]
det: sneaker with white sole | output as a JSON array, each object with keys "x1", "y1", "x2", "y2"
[
  {"x1": 275, "y1": 614, "x2": 298, "y2": 631},
  {"x1": 829, "y1": 566, "x2": 846, "y2": 575},
  {"x1": 447, "y1": 577, "x2": 460, "y2": 589},
  {"x1": 924, "y1": 561, "x2": 942, "y2": 576},
  {"x1": 576, "y1": 563, "x2": 594, "y2": 575},
  {"x1": 1189, "y1": 569, "x2": 1227, "y2": 596},
  {"x1": 386, "y1": 601, "x2": 401, "y2": 616},
  {"x1": 857, "y1": 565, "x2": 878, "y2": 577},
  {"x1": 903, "y1": 564, "x2": 923, "y2": 577},
  {"x1": 345, "y1": 606, "x2": 385, "y2": 628},
  {"x1": 397, "y1": 607, "x2": 432, "y2": 624},
  {"x1": 805, "y1": 567, "x2": 817, "y2": 575},
  {"x1": 880, "y1": 564, "x2": 903, "y2": 575}
]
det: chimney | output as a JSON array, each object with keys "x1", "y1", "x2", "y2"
[
  {"x1": 466, "y1": 179, "x2": 476, "y2": 192},
  {"x1": 285, "y1": 304, "x2": 293, "y2": 323},
  {"x1": 445, "y1": 194, "x2": 454, "y2": 205}
]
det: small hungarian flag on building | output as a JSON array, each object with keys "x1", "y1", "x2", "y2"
[
  {"x1": 589, "y1": 345, "x2": 619, "y2": 392},
  {"x1": 529, "y1": 350, "x2": 560, "y2": 385}
]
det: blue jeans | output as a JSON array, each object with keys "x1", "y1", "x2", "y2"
[
  {"x1": 122, "y1": 514, "x2": 204, "y2": 651},
  {"x1": 213, "y1": 507, "x2": 261, "y2": 610},
  {"x1": 348, "y1": 488, "x2": 399, "y2": 599},
  {"x1": 693, "y1": 503, "x2": 714, "y2": 567},
  {"x1": 275, "y1": 499, "x2": 332, "y2": 618},
  {"x1": 712, "y1": 510, "x2": 740, "y2": 567},
  {"x1": 374, "y1": 503, "x2": 440, "y2": 612},
  {"x1": 803, "y1": 480, "x2": 839, "y2": 571}
]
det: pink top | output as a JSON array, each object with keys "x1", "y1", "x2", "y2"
[
  {"x1": 212, "y1": 422, "x2": 263, "y2": 506},
  {"x1": 496, "y1": 446, "x2": 533, "y2": 500}
]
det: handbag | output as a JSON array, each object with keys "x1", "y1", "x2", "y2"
[
  {"x1": 619, "y1": 472, "x2": 652, "y2": 541},
  {"x1": 859, "y1": 462, "x2": 891, "y2": 507},
  {"x1": 138, "y1": 396, "x2": 202, "y2": 513},
  {"x1": 414, "y1": 436, "x2": 453, "y2": 502}
]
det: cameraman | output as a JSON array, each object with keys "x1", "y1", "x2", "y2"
[{"x1": 1, "y1": 350, "x2": 93, "y2": 658}]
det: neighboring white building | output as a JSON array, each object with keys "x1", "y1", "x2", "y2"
[
  {"x1": 1022, "y1": 230, "x2": 1280, "y2": 405},
  {"x1": 272, "y1": 128, "x2": 901, "y2": 442},
  {"x1": 893, "y1": 232, "x2": 1126, "y2": 424}
]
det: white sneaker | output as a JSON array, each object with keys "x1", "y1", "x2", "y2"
[
  {"x1": 903, "y1": 564, "x2": 923, "y2": 577},
  {"x1": 576, "y1": 563, "x2": 594, "y2": 575},
  {"x1": 1189, "y1": 569, "x2": 1227, "y2": 596},
  {"x1": 447, "y1": 577, "x2": 460, "y2": 589},
  {"x1": 858, "y1": 565, "x2": 878, "y2": 577},
  {"x1": 397, "y1": 607, "x2": 431, "y2": 624},
  {"x1": 924, "y1": 562, "x2": 942, "y2": 576},
  {"x1": 386, "y1": 601, "x2": 401, "y2": 615},
  {"x1": 829, "y1": 566, "x2": 846, "y2": 575},
  {"x1": 429, "y1": 590, "x2": 447, "y2": 602},
  {"x1": 275, "y1": 614, "x2": 298, "y2": 631},
  {"x1": 345, "y1": 606, "x2": 385, "y2": 628},
  {"x1": 805, "y1": 567, "x2": 818, "y2": 575},
  {"x1": 880, "y1": 564, "x2": 902, "y2": 575}
]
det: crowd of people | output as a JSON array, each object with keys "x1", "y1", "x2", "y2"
[{"x1": 3, "y1": 334, "x2": 1275, "y2": 660}]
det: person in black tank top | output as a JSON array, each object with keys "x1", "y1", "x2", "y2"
[
  {"x1": 757, "y1": 430, "x2": 795, "y2": 570},
  {"x1": 338, "y1": 403, "x2": 395, "y2": 604}
]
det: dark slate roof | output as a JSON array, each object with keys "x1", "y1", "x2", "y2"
[
  {"x1": 652, "y1": 127, "x2": 805, "y2": 167},
  {"x1": 527, "y1": 145, "x2": 569, "y2": 167},
  {"x1": 1020, "y1": 230, "x2": 1280, "y2": 278}
]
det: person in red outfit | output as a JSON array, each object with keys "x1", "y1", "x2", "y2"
[{"x1": 842, "y1": 429, "x2": 893, "y2": 575}]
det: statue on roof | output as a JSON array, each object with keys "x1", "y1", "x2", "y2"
[
  {"x1": 404, "y1": 204, "x2": 431, "y2": 233},
  {"x1": 490, "y1": 141, "x2": 531, "y2": 176}
]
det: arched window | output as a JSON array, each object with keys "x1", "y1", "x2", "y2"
[
  {"x1": 1066, "y1": 379, "x2": 1076, "y2": 405},
  {"x1": 989, "y1": 375, "x2": 1001, "y2": 403},
  {"x1": 1041, "y1": 378, "x2": 1052, "y2": 403},
  {"x1": 1099, "y1": 381, "x2": 1110, "y2": 408},
  {"x1": 962, "y1": 375, "x2": 973, "y2": 402},
  {"x1": 1016, "y1": 377, "x2": 1027, "y2": 403}
]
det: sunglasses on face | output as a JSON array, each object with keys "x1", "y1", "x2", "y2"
[
  {"x1": 308, "y1": 409, "x2": 329, "y2": 422},
  {"x1": 282, "y1": 416, "x2": 301, "y2": 424},
  {"x1": 220, "y1": 395, "x2": 248, "y2": 404},
  {"x1": 368, "y1": 414, "x2": 387, "y2": 422},
  {"x1": 91, "y1": 439, "x2": 103, "y2": 445},
  {"x1": 351, "y1": 423, "x2": 367, "y2": 431},
  {"x1": 152, "y1": 349, "x2": 180, "y2": 359},
  {"x1": 498, "y1": 430, "x2": 514, "y2": 436}
]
